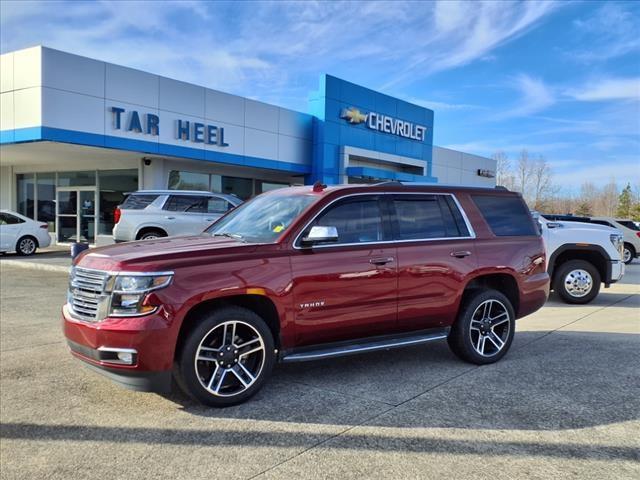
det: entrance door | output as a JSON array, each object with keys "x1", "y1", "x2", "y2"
[{"x1": 56, "y1": 188, "x2": 96, "y2": 244}]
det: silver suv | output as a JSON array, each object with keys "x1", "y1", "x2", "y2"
[{"x1": 113, "y1": 190, "x2": 242, "y2": 242}]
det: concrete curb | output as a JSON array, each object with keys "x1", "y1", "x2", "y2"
[{"x1": 0, "y1": 260, "x2": 70, "y2": 274}]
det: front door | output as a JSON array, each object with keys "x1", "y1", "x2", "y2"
[
  {"x1": 56, "y1": 188, "x2": 96, "y2": 244},
  {"x1": 290, "y1": 195, "x2": 398, "y2": 346}
]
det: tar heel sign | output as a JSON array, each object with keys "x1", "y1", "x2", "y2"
[
  {"x1": 110, "y1": 106, "x2": 229, "y2": 147},
  {"x1": 341, "y1": 107, "x2": 428, "y2": 142}
]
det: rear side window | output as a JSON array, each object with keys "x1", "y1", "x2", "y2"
[
  {"x1": 0, "y1": 213, "x2": 25, "y2": 225},
  {"x1": 164, "y1": 195, "x2": 207, "y2": 213},
  {"x1": 120, "y1": 194, "x2": 158, "y2": 210},
  {"x1": 207, "y1": 198, "x2": 233, "y2": 214},
  {"x1": 472, "y1": 194, "x2": 537, "y2": 236},
  {"x1": 392, "y1": 195, "x2": 469, "y2": 240},
  {"x1": 591, "y1": 220, "x2": 613, "y2": 227},
  {"x1": 617, "y1": 220, "x2": 639, "y2": 231}
]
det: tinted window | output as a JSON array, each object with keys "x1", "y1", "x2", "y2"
[
  {"x1": 472, "y1": 195, "x2": 537, "y2": 236},
  {"x1": 590, "y1": 220, "x2": 613, "y2": 227},
  {"x1": 617, "y1": 220, "x2": 639, "y2": 231},
  {"x1": 207, "y1": 198, "x2": 232, "y2": 214},
  {"x1": 312, "y1": 198, "x2": 384, "y2": 244},
  {"x1": 121, "y1": 194, "x2": 159, "y2": 210},
  {"x1": 392, "y1": 195, "x2": 469, "y2": 240},
  {"x1": 164, "y1": 195, "x2": 207, "y2": 213},
  {"x1": 0, "y1": 213, "x2": 25, "y2": 225}
]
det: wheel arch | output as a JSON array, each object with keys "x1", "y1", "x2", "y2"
[
  {"x1": 548, "y1": 244, "x2": 610, "y2": 285},
  {"x1": 459, "y1": 272, "x2": 520, "y2": 318},
  {"x1": 135, "y1": 225, "x2": 168, "y2": 240},
  {"x1": 174, "y1": 294, "x2": 282, "y2": 362}
]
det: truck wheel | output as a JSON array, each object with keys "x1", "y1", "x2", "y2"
[
  {"x1": 447, "y1": 289, "x2": 515, "y2": 365},
  {"x1": 622, "y1": 244, "x2": 634, "y2": 264},
  {"x1": 554, "y1": 260, "x2": 601, "y2": 304},
  {"x1": 175, "y1": 306, "x2": 275, "y2": 407}
]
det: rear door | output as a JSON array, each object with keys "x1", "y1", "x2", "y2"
[
  {"x1": 162, "y1": 195, "x2": 208, "y2": 236},
  {"x1": 0, "y1": 213, "x2": 26, "y2": 251},
  {"x1": 290, "y1": 195, "x2": 398, "y2": 346},
  {"x1": 392, "y1": 194, "x2": 477, "y2": 331}
]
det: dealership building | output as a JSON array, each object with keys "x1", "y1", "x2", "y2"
[{"x1": 0, "y1": 46, "x2": 496, "y2": 245}]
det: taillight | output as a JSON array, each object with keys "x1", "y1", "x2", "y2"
[
  {"x1": 39, "y1": 223, "x2": 48, "y2": 229},
  {"x1": 114, "y1": 207, "x2": 121, "y2": 224},
  {"x1": 636, "y1": 232, "x2": 640, "y2": 238}
]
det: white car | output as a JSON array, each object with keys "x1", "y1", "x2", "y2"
[
  {"x1": 587, "y1": 217, "x2": 640, "y2": 264},
  {"x1": 0, "y1": 210, "x2": 51, "y2": 255},
  {"x1": 113, "y1": 190, "x2": 243, "y2": 242},
  {"x1": 536, "y1": 215, "x2": 624, "y2": 304}
]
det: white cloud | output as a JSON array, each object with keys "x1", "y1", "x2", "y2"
[
  {"x1": 493, "y1": 74, "x2": 555, "y2": 119},
  {"x1": 567, "y1": 77, "x2": 640, "y2": 102}
]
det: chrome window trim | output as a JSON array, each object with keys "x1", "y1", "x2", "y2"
[{"x1": 292, "y1": 192, "x2": 476, "y2": 250}]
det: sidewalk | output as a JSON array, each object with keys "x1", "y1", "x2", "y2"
[{"x1": 0, "y1": 246, "x2": 73, "y2": 274}]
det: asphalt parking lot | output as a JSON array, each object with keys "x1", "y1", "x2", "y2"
[{"x1": 0, "y1": 260, "x2": 638, "y2": 479}]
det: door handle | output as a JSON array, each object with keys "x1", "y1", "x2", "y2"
[
  {"x1": 369, "y1": 256, "x2": 395, "y2": 265},
  {"x1": 164, "y1": 216, "x2": 175, "y2": 220},
  {"x1": 450, "y1": 250, "x2": 472, "y2": 258}
]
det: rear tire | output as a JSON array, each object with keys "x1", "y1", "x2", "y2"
[
  {"x1": 137, "y1": 229, "x2": 166, "y2": 241},
  {"x1": 553, "y1": 260, "x2": 600, "y2": 304},
  {"x1": 175, "y1": 306, "x2": 275, "y2": 407},
  {"x1": 16, "y1": 236, "x2": 37, "y2": 256},
  {"x1": 448, "y1": 289, "x2": 515, "y2": 365},
  {"x1": 623, "y1": 244, "x2": 634, "y2": 264}
]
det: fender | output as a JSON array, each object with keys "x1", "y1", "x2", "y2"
[{"x1": 547, "y1": 243, "x2": 611, "y2": 281}]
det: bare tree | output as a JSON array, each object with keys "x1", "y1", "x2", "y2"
[
  {"x1": 515, "y1": 149, "x2": 533, "y2": 201},
  {"x1": 492, "y1": 151, "x2": 514, "y2": 189},
  {"x1": 531, "y1": 155, "x2": 554, "y2": 210},
  {"x1": 600, "y1": 179, "x2": 618, "y2": 216}
]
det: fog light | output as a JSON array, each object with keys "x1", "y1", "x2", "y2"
[{"x1": 117, "y1": 352, "x2": 133, "y2": 364}]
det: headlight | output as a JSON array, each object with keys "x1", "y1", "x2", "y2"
[
  {"x1": 609, "y1": 234, "x2": 623, "y2": 255},
  {"x1": 108, "y1": 273, "x2": 173, "y2": 316}
]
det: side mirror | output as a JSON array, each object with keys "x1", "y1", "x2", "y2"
[{"x1": 301, "y1": 226, "x2": 338, "y2": 246}]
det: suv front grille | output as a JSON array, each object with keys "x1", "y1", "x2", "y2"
[{"x1": 68, "y1": 267, "x2": 110, "y2": 322}]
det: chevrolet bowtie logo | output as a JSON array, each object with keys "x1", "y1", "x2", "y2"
[{"x1": 340, "y1": 107, "x2": 368, "y2": 124}]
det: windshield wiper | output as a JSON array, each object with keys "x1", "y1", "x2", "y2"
[{"x1": 212, "y1": 232, "x2": 246, "y2": 242}]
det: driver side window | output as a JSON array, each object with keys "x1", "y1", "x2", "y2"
[{"x1": 312, "y1": 198, "x2": 383, "y2": 245}]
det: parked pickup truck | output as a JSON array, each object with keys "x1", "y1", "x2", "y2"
[
  {"x1": 536, "y1": 215, "x2": 624, "y2": 304},
  {"x1": 64, "y1": 183, "x2": 549, "y2": 407}
]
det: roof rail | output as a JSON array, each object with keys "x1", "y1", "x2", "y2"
[{"x1": 368, "y1": 181, "x2": 509, "y2": 191}]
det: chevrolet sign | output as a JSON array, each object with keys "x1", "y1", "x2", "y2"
[{"x1": 340, "y1": 107, "x2": 428, "y2": 142}]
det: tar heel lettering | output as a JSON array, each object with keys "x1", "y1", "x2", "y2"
[{"x1": 299, "y1": 300, "x2": 325, "y2": 309}]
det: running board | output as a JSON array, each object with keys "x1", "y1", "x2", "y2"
[{"x1": 280, "y1": 328, "x2": 449, "y2": 363}]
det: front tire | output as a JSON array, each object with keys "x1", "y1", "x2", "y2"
[
  {"x1": 176, "y1": 306, "x2": 275, "y2": 407},
  {"x1": 16, "y1": 236, "x2": 37, "y2": 256},
  {"x1": 554, "y1": 260, "x2": 600, "y2": 304},
  {"x1": 448, "y1": 289, "x2": 515, "y2": 365}
]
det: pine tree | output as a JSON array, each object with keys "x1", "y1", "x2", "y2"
[{"x1": 617, "y1": 183, "x2": 632, "y2": 218}]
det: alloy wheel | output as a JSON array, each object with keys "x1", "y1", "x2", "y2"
[
  {"x1": 469, "y1": 299, "x2": 511, "y2": 357},
  {"x1": 564, "y1": 269, "x2": 593, "y2": 298},
  {"x1": 623, "y1": 248, "x2": 632, "y2": 264},
  {"x1": 194, "y1": 320, "x2": 266, "y2": 397},
  {"x1": 18, "y1": 238, "x2": 36, "y2": 255}
]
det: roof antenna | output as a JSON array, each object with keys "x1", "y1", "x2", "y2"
[{"x1": 312, "y1": 180, "x2": 327, "y2": 192}]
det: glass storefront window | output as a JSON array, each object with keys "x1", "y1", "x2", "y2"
[
  {"x1": 98, "y1": 169, "x2": 139, "y2": 234},
  {"x1": 16, "y1": 173, "x2": 35, "y2": 219},
  {"x1": 36, "y1": 173, "x2": 56, "y2": 231},
  {"x1": 168, "y1": 170, "x2": 209, "y2": 191},
  {"x1": 58, "y1": 171, "x2": 95, "y2": 187},
  {"x1": 222, "y1": 176, "x2": 253, "y2": 200},
  {"x1": 258, "y1": 181, "x2": 288, "y2": 194}
]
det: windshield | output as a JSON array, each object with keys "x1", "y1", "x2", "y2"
[{"x1": 206, "y1": 191, "x2": 318, "y2": 243}]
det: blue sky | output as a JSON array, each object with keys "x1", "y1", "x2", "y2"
[{"x1": 1, "y1": 0, "x2": 639, "y2": 190}]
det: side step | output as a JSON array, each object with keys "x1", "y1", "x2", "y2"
[{"x1": 280, "y1": 328, "x2": 449, "y2": 363}]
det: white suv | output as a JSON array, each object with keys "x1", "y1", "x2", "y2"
[
  {"x1": 588, "y1": 217, "x2": 640, "y2": 264},
  {"x1": 113, "y1": 190, "x2": 242, "y2": 242}
]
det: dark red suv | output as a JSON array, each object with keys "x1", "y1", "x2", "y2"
[{"x1": 63, "y1": 183, "x2": 549, "y2": 406}]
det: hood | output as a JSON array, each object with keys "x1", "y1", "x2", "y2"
[
  {"x1": 76, "y1": 234, "x2": 262, "y2": 271},
  {"x1": 557, "y1": 221, "x2": 620, "y2": 233}
]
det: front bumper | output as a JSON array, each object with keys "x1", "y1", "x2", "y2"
[
  {"x1": 63, "y1": 304, "x2": 175, "y2": 393},
  {"x1": 607, "y1": 260, "x2": 624, "y2": 285}
]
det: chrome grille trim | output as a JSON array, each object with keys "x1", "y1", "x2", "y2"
[{"x1": 68, "y1": 267, "x2": 111, "y2": 322}]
